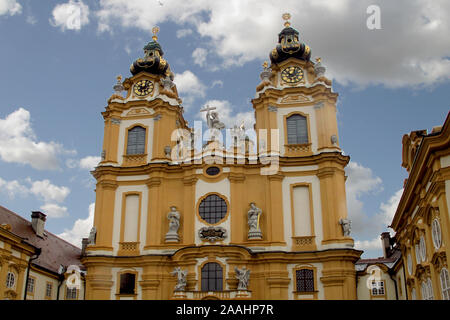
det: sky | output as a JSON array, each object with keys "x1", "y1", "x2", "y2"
[{"x1": 0, "y1": 0, "x2": 449, "y2": 258}]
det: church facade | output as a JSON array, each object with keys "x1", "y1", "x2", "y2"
[{"x1": 82, "y1": 15, "x2": 362, "y2": 300}]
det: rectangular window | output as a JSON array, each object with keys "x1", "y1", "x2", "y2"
[
  {"x1": 27, "y1": 277, "x2": 35, "y2": 294},
  {"x1": 66, "y1": 288, "x2": 78, "y2": 300},
  {"x1": 46, "y1": 283, "x2": 53, "y2": 298},
  {"x1": 371, "y1": 281, "x2": 385, "y2": 296},
  {"x1": 119, "y1": 273, "x2": 136, "y2": 294},
  {"x1": 296, "y1": 269, "x2": 314, "y2": 292}
]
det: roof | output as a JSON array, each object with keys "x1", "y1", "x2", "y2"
[
  {"x1": 0, "y1": 205, "x2": 82, "y2": 275},
  {"x1": 355, "y1": 249, "x2": 402, "y2": 272}
]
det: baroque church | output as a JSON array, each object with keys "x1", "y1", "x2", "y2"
[{"x1": 81, "y1": 14, "x2": 362, "y2": 300}]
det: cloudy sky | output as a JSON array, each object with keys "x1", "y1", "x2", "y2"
[{"x1": 0, "y1": 0, "x2": 449, "y2": 258}]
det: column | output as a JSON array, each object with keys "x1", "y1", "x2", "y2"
[
  {"x1": 229, "y1": 172, "x2": 246, "y2": 244},
  {"x1": 145, "y1": 177, "x2": 162, "y2": 248}
]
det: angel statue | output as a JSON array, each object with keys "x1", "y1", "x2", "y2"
[
  {"x1": 235, "y1": 267, "x2": 251, "y2": 291},
  {"x1": 170, "y1": 267, "x2": 187, "y2": 292}
]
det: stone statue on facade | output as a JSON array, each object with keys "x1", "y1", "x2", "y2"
[
  {"x1": 165, "y1": 206, "x2": 180, "y2": 242},
  {"x1": 339, "y1": 218, "x2": 352, "y2": 237},
  {"x1": 170, "y1": 267, "x2": 187, "y2": 292},
  {"x1": 247, "y1": 202, "x2": 263, "y2": 240},
  {"x1": 235, "y1": 267, "x2": 251, "y2": 291},
  {"x1": 88, "y1": 226, "x2": 97, "y2": 245},
  {"x1": 201, "y1": 105, "x2": 225, "y2": 131}
]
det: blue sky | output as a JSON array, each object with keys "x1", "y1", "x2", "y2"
[{"x1": 0, "y1": 0, "x2": 449, "y2": 258}]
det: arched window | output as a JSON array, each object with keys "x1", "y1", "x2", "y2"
[
  {"x1": 421, "y1": 279, "x2": 434, "y2": 300},
  {"x1": 419, "y1": 236, "x2": 427, "y2": 262},
  {"x1": 407, "y1": 253, "x2": 413, "y2": 275},
  {"x1": 126, "y1": 126, "x2": 146, "y2": 155},
  {"x1": 201, "y1": 262, "x2": 223, "y2": 292},
  {"x1": 286, "y1": 114, "x2": 308, "y2": 144},
  {"x1": 431, "y1": 219, "x2": 442, "y2": 250},
  {"x1": 415, "y1": 243, "x2": 421, "y2": 264},
  {"x1": 411, "y1": 288, "x2": 417, "y2": 300},
  {"x1": 198, "y1": 194, "x2": 227, "y2": 224},
  {"x1": 6, "y1": 272, "x2": 15, "y2": 289},
  {"x1": 296, "y1": 269, "x2": 314, "y2": 292},
  {"x1": 440, "y1": 268, "x2": 450, "y2": 300}
]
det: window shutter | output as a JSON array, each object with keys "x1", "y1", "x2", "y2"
[
  {"x1": 127, "y1": 126, "x2": 146, "y2": 155},
  {"x1": 287, "y1": 114, "x2": 308, "y2": 144}
]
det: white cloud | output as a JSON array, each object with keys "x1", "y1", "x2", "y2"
[
  {"x1": 355, "y1": 237, "x2": 382, "y2": 252},
  {"x1": 29, "y1": 179, "x2": 70, "y2": 203},
  {"x1": 67, "y1": 155, "x2": 100, "y2": 171},
  {"x1": 176, "y1": 28, "x2": 193, "y2": 38},
  {"x1": 0, "y1": 108, "x2": 68, "y2": 170},
  {"x1": 26, "y1": 15, "x2": 37, "y2": 25},
  {"x1": 346, "y1": 161, "x2": 383, "y2": 235},
  {"x1": 192, "y1": 47, "x2": 208, "y2": 67},
  {"x1": 96, "y1": 0, "x2": 450, "y2": 88},
  {"x1": 0, "y1": 0, "x2": 21, "y2": 16},
  {"x1": 0, "y1": 177, "x2": 29, "y2": 198},
  {"x1": 58, "y1": 203, "x2": 95, "y2": 247},
  {"x1": 174, "y1": 70, "x2": 207, "y2": 108},
  {"x1": 211, "y1": 80, "x2": 224, "y2": 88},
  {"x1": 40, "y1": 203, "x2": 68, "y2": 218},
  {"x1": 346, "y1": 162, "x2": 404, "y2": 255},
  {"x1": 49, "y1": 0, "x2": 89, "y2": 31}
]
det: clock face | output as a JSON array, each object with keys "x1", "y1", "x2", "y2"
[
  {"x1": 281, "y1": 66, "x2": 304, "y2": 84},
  {"x1": 133, "y1": 80, "x2": 154, "y2": 97}
]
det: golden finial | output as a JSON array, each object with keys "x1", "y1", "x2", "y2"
[
  {"x1": 262, "y1": 61, "x2": 268, "y2": 69},
  {"x1": 282, "y1": 13, "x2": 291, "y2": 27},
  {"x1": 116, "y1": 75, "x2": 122, "y2": 82},
  {"x1": 316, "y1": 57, "x2": 321, "y2": 63},
  {"x1": 152, "y1": 26, "x2": 160, "y2": 41}
]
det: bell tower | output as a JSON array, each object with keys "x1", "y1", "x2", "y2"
[{"x1": 253, "y1": 13, "x2": 353, "y2": 250}]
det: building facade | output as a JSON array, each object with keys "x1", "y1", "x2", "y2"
[
  {"x1": 0, "y1": 206, "x2": 85, "y2": 300},
  {"x1": 82, "y1": 15, "x2": 362, "y2": 300},
  {"x1": 390, "y1": 112, "x2": 450, "y2": 300}
]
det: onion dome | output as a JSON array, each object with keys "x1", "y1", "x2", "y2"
[
  {"x1": 130, "y1": 26, "x2": 173, "y2": 79},
  {"x1": 269, "y1": 13, "x2": 311, "y2": 65}
]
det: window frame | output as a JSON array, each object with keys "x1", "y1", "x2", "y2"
[
  {"x1": 431, "y1": 218, "x2": 442, "y2": 250},
  {"x1": 196, "y1": 193, "x2": 229, "y2": 226},
  {"x1": 200, "y1": 262, "x2": 224, "y2": 292},
  {"x1": 419, "y1": 235, "x2": 427, "y2": 262},
  {"x1": 284, "y1": 112, "x2": 310, "y2": 146},
  {"x1": 65, "y1": 287, "x2": 78, "y2": 300},
  {"x1": 295, "y1": 268, "x2": 315, "y2": 293},
  {"x1": 440, "y1": 268, "x2": 450, "y2": 300},
  {"x1": 45, "y1": 282, "x2": 53, "y2": 299},
  {"x1": 5, "y1": 271, "x2": 16, "y2": 289},
  {"x1": 124, "y1": 124, "x2": 148, "y2": 156},
  {"x1": 26, "y1": 276, "x2": 36, "y2": 295},
  {"x1": 370, "y1": 280, "x2": 386, "y2": 298}
]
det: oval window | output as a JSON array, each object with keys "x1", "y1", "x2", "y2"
[{"x1": 205, "y1": 166, "x2": 220, "y2": 176}]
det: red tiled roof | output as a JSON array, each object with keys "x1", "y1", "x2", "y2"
[{"x1": 0, "y1": 205, "x2": 82, "y2": 274}]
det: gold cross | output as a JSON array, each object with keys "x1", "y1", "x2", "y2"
[
  {"x1": 152, "y1": 26, "x2": 160, "y2": 41},
  {"x1": 282, "y1": 13, "x2": 291, "y2": 27}
]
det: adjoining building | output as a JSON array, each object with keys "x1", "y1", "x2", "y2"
[
  {"x1": 356, "y1": 233, "x2": 406, "y2": 300},
  {"x1": 0, "y1": 206, "x2": 85, "y2": 300},
  {"x1": 390, "y1": 112, "x2": 450, "y2": 300}
]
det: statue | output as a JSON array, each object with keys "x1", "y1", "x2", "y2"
[
  {"x1": 235, "y1": 267, "x2": 251, "y2": 291},
  {"x1": 339, "y1": 218, "x2": 352, "y2": 237},
  {"x1": 200, "y1": 105, "x2": 225, "y2": 131},
  {"x1": 165, "y1": 206, "x2": 180, "y2": 242},
  {"x1": 171, "y1": 267, "x2": 187, "y2": 292},
  {"x1": 88, "y1": 226, "x2": 97, "y2": 245},
  {"x1": 247, "y1": 202, "x2": 263, "y2": 240}
]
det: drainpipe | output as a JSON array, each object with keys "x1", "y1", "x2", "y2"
[
  {"x1": 402, "y1": 263, "x2": 408, "y2": 300},
  {"x1": 56, "y1": 265, "x2": 66, "y2": 300},
  {"x1": 388, "y1": 271, "x2": 399, "y2": 300},
  {"x1": 23, "y1": 248, "x2": 41, "y2": 300}
]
